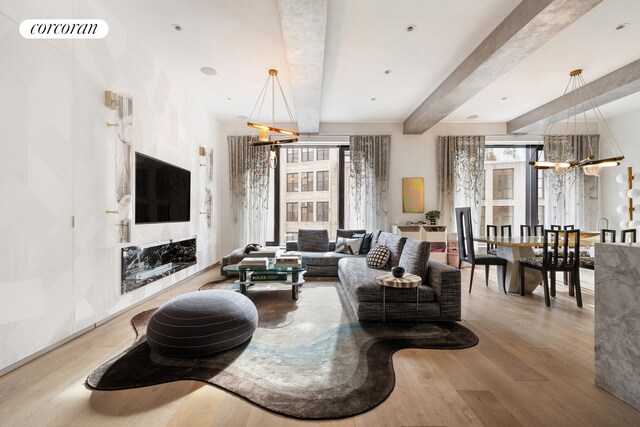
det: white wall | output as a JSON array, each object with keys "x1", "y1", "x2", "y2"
[
  {"x1": 599, "y1": 108, "x2": 640, "y2": 231},
  {"x1": 217, "y1": 120, "x2": 505, "y2": 256},
  {"x1": 0, "y1": 0, "x2": 220, "y2": 372}
]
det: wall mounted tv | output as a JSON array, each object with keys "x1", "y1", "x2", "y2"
[{"x1": 135, "y1": 152, "x2": 191, "y2": 224}]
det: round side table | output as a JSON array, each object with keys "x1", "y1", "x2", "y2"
[{"x1": 375, "y1": 272, "x2": 422, "y2": 323}]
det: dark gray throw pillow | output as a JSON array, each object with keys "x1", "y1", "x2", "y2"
[
  {"x1": 353, "y1": 232, "x2": 373, "y2": 254},
  {"x1": 366, "y1": 245, "x2": 391, "y2": 269}
]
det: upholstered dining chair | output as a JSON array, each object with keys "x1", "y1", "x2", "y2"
[
  {"x1": 621, "y1": 229, "x2": 637, "y2": 243},
  {"x1": 456, "y1": 207, "x2": 508, "y2": 294},
  {"x1": 519, "y1": 229, "x2": 582, "y2": 308},
  {"x1": 486, "y1": 225, "x2": 511, "y2": 255}
]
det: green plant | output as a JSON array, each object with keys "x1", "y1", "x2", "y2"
[{"x1": 424, "y1": 210, "x2": 441, "y2": 220}]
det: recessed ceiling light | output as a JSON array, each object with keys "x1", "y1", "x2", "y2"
[
  {"x1": 406, "y1": 24, "x2": 416, "y2": 32},
  {"x1": 467, "y1": 114, "x2": 479, "y2": 120},
  {"x1": 237, "y1": 115, "x2": 248, "y2": 120},
  {"x1": 171, "y1": 24, "x2": 182, "y2": 31},
  {"x1": 371, "y1": 97, "x2": 377, "y2": 101},
  {"x1": 615, "y1": 23, "x2": 629, "y2": 30},
  {"x1": 200, "y1": 67, "x2": 217, "y2": 76},
  {"x1": 501, "y1": 97, "x2": 508, "y2": 100},
  {"x1": 384, "y1": 69, "x2": 392, "y2": 75},
  {"x1": 226, "y1": 97, "x2": 232, "y2": 101}
]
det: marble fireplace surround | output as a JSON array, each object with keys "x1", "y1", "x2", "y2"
[{"x1": 121, "y1": 237, "x2": 197, "y2": 294}]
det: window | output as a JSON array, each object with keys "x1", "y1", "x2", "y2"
[
  {"x1": 317, "y1": 147, "x2": 329, "y2": 160},
  {"x1": 301, "y1": 148, "x2": 314, "y2": 162},
  {"x1": 493, "y1": 206, "x2": 513, "y2": 227},
  {"x1": 317, "y1": 201, "x2": 329, "y2": 222},
  {"x1": 286, "y1": 173, "x2": 298, "y2": 192},
  {"x1": 286, "y1": 202, "x2": 298, "y2": 222},
  {"x1": 493, "y1": 168, "x2": 514, "y2": 199},
  {"x1": 286, "y1": 148, "x2": 298, "y2": 163},
  {"x1": 537, "y1": 169, "x2": 545, "y2": 199},
  {"x1": 286, "y1": 232, "x2": 298, "y2": 242},
  {"x1": 301, "y1": 172, "x2": 314, "y2": 191},
  {"x1": 316, "y1": 170, "x2": 329, "y2": 191},
  {"x1": 301, "y1": 202, "x2": 314, "y2": 222}
]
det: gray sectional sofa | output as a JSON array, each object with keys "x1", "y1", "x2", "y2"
[{"x1": 220, "y1": 229, "x2": 461, "y2": 322}]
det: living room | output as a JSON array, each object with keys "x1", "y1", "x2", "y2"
[{"x1": 2, "y1": 0, "x2": 640, "y2": 425}]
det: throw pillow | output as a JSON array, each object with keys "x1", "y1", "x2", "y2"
[
  {"x1": 335, "y1": 237, "x2": 362, "y2": 255},
  {"x1": 353, "y1": 232, "x2": 373, "y2": 254},
  {"x1": 366, "y1": 245, "x2": 391, "y2": 269}
]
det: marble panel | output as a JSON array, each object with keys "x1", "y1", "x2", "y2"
[{"x1": 595, "y1": 242, "x2": 640, "y2": 411}]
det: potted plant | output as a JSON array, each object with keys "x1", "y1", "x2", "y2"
[{"x1": 424, "y1": 210, "x2": 440, "y2": 225}]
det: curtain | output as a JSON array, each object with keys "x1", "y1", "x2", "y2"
[
  {"x1": 228, "y1": 136, "x2": 271, "y2": 245},
  {"x1": 349, "y1": 135, "x2": 390, "y2": 231},
  {"x1": 437, "y1": 136, "x2": 485, "y2": 234},
  {"x1": 544, "y1": 135, "x2": 599, "y2": 229}
]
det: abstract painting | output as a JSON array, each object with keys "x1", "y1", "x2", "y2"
[{"x1": 402, "y1": 177, "x2": 424, "y2": 213}]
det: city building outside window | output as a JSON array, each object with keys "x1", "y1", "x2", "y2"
[
  {"x1": 301, "y1": 202, "x2": 314, "y2": 222},
  {"x1": 301, "y1": 172, "x2": 314, "y2": 191},
  {"x1": 316, "y1": 170, "x2": 329, "y2": 191},
  {"x1": 286, "y1": 173, "x2": 298, "y2": 192},
  {"x1": 493, "y1": 206, "x2": 514, "y2": 226},
  {"x1": 316, "y1": 201, "x2": 329, "y2": 222},
  {"x1": 301, "y1": 147, "x2": 314, "y2": 162},
  {"x1": 286, "y1": 232, "x2": 298, "y2": 242},
  {"x1": 286, "y1": 202, "x2": 298, "y2": 221},
  {"x1": 493, "y1": 168, "x2": 514, "y2": 199},
  {"x1": 317, "y1": 147, "x2": 329, "y2": 160},
  {"x1": 286, "y1": 148, "x2": 298, "y2": 163}
]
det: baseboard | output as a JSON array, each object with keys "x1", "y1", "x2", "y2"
[{"x1": 0, "y1": 261, "x2": 221, "y2": 377}]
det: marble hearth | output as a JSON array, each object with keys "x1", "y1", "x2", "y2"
[{"x1": 121, "y1": 237, "x2": 196, "y2": 293}]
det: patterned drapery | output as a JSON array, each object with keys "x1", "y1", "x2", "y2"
[
  {"x1": 543, "y1": 135, "x2": 599, "y2": 229},
  {"x1": 437, "y1": 136, "x2": 485, "y2": 233},
  {"x1": 228, "y1": 136, "x2": 271, "y2": 245},
  {"x1": 349, "y1": 135, "x2": 390, "y2": 231}
]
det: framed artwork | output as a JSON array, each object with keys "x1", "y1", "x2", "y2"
[{"x1": 402, "y1": 177, "x2": 424, "y2": 213}]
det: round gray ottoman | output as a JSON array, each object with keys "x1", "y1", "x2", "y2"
[{"x1": 147, "y1": 290, "x2": 258, "y2": 357}]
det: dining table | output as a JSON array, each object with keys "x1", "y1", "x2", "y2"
[{"x1": 473, "y1": 231, "x2": 599, "y2": 294}]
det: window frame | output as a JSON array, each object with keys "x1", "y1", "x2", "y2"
[{"x1": 286, "y1": 202, "x2": 298, "y2": 222}]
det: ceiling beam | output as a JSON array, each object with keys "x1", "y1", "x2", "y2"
[
  {"x1": 402, "y1": 0, "x2": 602, "y2": 135},
  {"x1": 277, "y1": 0, "x2": 327, "y2": 134},
  {"x1": 507, "y1": 59, "x2": 640, "y2": 134}
]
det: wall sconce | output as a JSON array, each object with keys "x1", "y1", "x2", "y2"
[
  {"x1": 616, "y1": 167, "x2": 640, "y2": 228},
  {"x1": 199, "y1": 146, "x2": 207, "y2": 167}
]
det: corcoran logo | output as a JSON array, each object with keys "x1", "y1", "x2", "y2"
[{"x1": 19, "y1": 19, "x2": 109, "y2": 39}]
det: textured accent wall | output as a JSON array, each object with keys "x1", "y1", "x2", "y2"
[{"x1": 0, "y1": 0, "x2": 219, "y2": 372}]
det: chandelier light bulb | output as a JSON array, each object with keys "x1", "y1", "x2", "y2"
[
  {"x1": 620, "y1": 220, "x2": 629, "y2": 229},
  {"x1": 627, "y1": 188, "x2": 640, "y2": 199},
  {"x1": 634, "y1": 173, "x2": 640, "y2": 180},
  {"x1": 616, "y1": 205, "x2": 628, "y2": 215},
  {"x1": 634, "y1": 204, "x2": 640, "y2": 212},
  {"x1": 616, "y1": 173, "x2": 628, "y2": 184},
  {"x1": 630, "y1": 220, "x2": 640, "y2": 229},
  {"x1": 620, "y1": 190, "x2": 629, "y2": 198}
]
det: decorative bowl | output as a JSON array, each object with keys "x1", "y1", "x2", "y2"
[{"x1": 391, "y1": 266, "x2": 405, "y2": 278}]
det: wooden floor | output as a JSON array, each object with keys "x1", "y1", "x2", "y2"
[{"x1": 1, "y1": 264, "x2": 639, "y2": 427}]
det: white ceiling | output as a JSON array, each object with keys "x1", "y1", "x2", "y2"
[{"x1": 101, "y1": 0, "x2": 640, "y2": 128}]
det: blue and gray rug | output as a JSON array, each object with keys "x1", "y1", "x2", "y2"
[{"x1": 86, "y1": 281, "x2": 478, "y2": 419}]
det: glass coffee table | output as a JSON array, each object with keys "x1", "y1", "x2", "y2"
[{"x1": 222, "y1": 260, "x2": 307, "y2": 300}]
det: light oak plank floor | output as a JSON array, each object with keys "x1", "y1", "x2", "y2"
[{"x1": 1, "y1": 264, "x2": 639, "y2": 426}]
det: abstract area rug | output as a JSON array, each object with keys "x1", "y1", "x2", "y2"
[{"x1": 86, "y1": 281, "x2": 478, "y2": 419}]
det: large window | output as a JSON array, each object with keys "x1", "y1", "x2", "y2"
[
  {"x1": 493, "y1": 206, "x2": 514, "y2": 227},
  {"x1": 287, "y1": 148, "x2": 298, "y2": 163},
  {"x1": 317, "y1": 201, "x2": 329, "y2": 222},
  {"x1": 493, "y1": 168, "x2": 514, "y2": 199},
  {"x1": 317, "y1": 147, "x2": 329, "y2": 160},
  {"x1": 286, "y1": 202, "x2": 298, "y2": 222},
  {"x1": 316, "y1": 171, "x2": 329, "y2": 191},
  {"x1": 286, "y1": 173, "x2": 298, "y2": 192},
  {"x1": 301, "y1": 172, "x2": 314, "y2": 191},
  {"x1": 301, "y1": 202, "x2": 314, "y2": 222},
  {"x1": 301, "y1": 148, "x2": 314, "y2": 162}
]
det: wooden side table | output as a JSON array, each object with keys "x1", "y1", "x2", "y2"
[{"x1": 375, "y1": 272, "x2": 422, "y2": 323}]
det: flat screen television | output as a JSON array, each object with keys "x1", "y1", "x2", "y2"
[{"x1": 135, "y1": 152, "x2": 191, "y2": 224}]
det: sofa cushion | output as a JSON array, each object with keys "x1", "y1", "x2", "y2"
[
  {"x1": 297, "y1": 229, "x2": 329, "y2": 252},
  {"x1": 370, "y1": 230, "x2": 382, "y2": 248},
  {"x1": 384, "y1": 234, "x2": 407, "y2": 267},
  {"x1": 338, "y1": 258, "x2": 436, "y2": 303},
  {"x1": 376, "y1": 231, "x2": 393, "y2": 246},
  {"x1": 336, "y1": 229, "x2": 366, "y2": 241},
  {"x1": 366, "y1": 245, "x2": 391, "y2": 269},
  {"x1": 335, "y1": 237, "x2": 362, "y2": 255},
  {"x1": 353, "y1": 232, "x2": 374, "y2": 254},
  {"x1": 398, "y1": 239, "x2": 431, "y2": 283}
]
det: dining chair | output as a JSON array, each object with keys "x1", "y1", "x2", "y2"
[
  {"x1": 456, "y1": 208, "x2": 508, "y2": 294},
  {"x1": 519, "y1": 229, "x2": 582, "y2": 308},
  {"x1": 621, "y1": 229, "x2": 637, "y2": 243},
  {"x1": 579, "y1": 229, "x2": 616, "y2": 271},
  {"x1": 486, "y1": 225, "x2": 511, "y2": 255},
  {"x1": 520, "y1": 224, "x2": 544, "y2": 237}
]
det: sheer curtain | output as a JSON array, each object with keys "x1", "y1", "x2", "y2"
[
  {"x1": 544, "y1": 135, "x2": 599, "y2": 229},
  {"x1": 349, "y1": 135, "x2": 390, "y2": 231},
  {"x1": 228, "y1": 136, "x2": 271, "y2": 245},
  {"x1": 437, "y1": 136, "x2": 485, "y2": 234}
]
